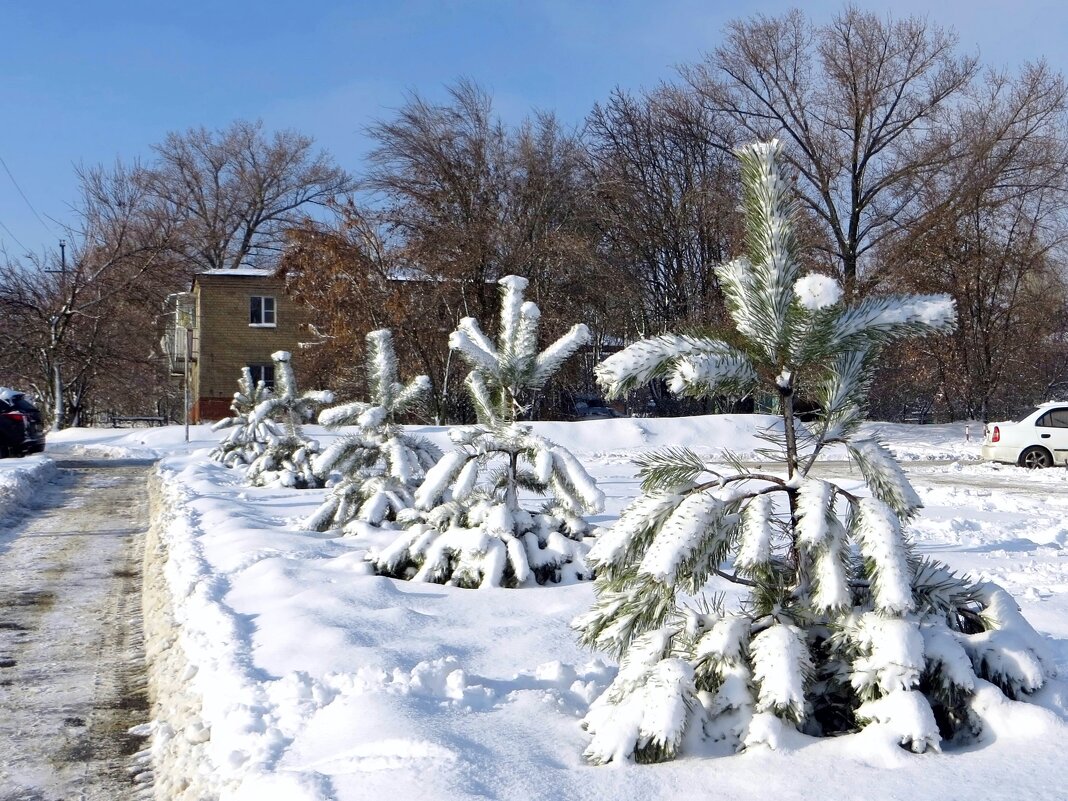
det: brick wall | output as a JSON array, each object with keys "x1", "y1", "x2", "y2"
[{"x1": 191, "y1": 273, "x2": 305, "y2": 422}]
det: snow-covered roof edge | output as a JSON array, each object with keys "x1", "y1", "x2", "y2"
[{"x1": 196, "y1": 268, "x2": 279, "y2": 277}]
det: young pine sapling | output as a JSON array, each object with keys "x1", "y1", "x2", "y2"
[
  {"x1": 212, "y1": 351, "x2": 333, "y2": 488},
  {"x1": 575, "y1": 140, "x2": 1053, "y2": 764},
  {"x1": 305, "y1": 329, "x2": 441, "y2": 531},
  {"x1": 371, "y1": 275, "x2": 605, "y2": 588}
]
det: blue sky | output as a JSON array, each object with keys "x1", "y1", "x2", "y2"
[{"x1": 1, "y1": 0, "x2": 1064, "y2": 259}]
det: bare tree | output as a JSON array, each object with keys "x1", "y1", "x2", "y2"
[
  {"x1": 0, "y1": 162, "x2": 180, "y2": 427},
  {"x1": 585, "y1": 85, "x2": 742, "y2": 338},
  {"x1": 366, "y1": 80, "x2": 511, "y2": 324},
  {"x1": 879, "y1": 62, "x2": 1068, "y2": 421},
  {"x1": 144, "y1": 119, "x2": 352, "y2": 273},
  {"x1": 687, "y1": 7, "x2": 978, "y2": 295},
  {"x1": 359, "y1": 80, "x2": 606, "y2": 419}
]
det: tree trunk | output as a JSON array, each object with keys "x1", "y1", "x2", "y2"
[
  {"x1": 505, "y1": 451, "x2": 519, "y2": 513},
  {"x1": 51, "y1": 362, "x2": 64, "y2": 432}
]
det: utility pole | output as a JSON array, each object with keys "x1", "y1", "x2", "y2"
[
  {"x1": 184, "y1": 326, "x2": 192, "y2": 443},
  {"x1": 45, "y1": 239, "x2": 69, "y2": 432}
]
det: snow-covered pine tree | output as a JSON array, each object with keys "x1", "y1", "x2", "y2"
[
  {"x1": 448, "y1": 274, "x2": 592, "y2": 424},
  {"x1": 369, "y1": 275, "x2": 605, "y2": 588},
  {"x1": 304, "y1": 329, "x2": 441, "y2": 530},
  {"x1": 575, "y1": 140, "x2": 1054, "y2": 763},
  {"x1": 213, "y1": 351, "x2": 334, "y2": 488},
  {"x1": 210, "y1": 366, "x2": 278, "y2": 468}
]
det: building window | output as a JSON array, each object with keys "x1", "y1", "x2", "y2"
[
  {"x1": 248, "y1": 364, "x2": 275, "y2": 390},
  {"x1": 250, "y1": 296, "x2": 276, "y2": 326}
]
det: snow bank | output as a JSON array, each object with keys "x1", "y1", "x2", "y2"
[
  {"x1": 46, "y1": 424, "x2": 220, "y2": 460},
  {"x1": 45, "y1": 413, "x2": 978, "y2": 467},
  {"x1": 404, "y1": 415, "x2": 980, "y2": 464},
  {"x1": 0, "y1": 454, "x2": 57, "y2": 521}
]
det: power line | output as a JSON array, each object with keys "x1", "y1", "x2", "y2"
[
  {"x1": 0, "y1": 154, "x2": 54, "y2": 234},
  {"x1": 0, "y1": 216, "x2": 29, "y2": 254}
]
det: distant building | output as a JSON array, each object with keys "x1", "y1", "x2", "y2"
[{"x1": 164, "y1": 269, "x2": 305, "y2": 423}]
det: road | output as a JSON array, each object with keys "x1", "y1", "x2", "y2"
[{"x1": 0, "y1": 457, "x2": 153, "y2": 801}]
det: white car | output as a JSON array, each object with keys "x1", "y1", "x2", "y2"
[{"x1": 981, "y1": 403, "x2": 1068, "y2": 468}]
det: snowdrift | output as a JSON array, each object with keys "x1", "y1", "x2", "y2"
[{"x1": 0, "y1": 454, "x2": 58, "y2": 521}]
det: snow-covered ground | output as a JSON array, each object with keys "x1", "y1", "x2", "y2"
[{"x1": 20, "y1": 417, "x2": 1068, "y2": 799}]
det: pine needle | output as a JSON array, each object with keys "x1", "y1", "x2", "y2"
[{"x1": 633, "y1": 447, "x2": 709, "y2": 492}]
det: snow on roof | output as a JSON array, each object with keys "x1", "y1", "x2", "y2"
[{"x1": 196, "y1": 268, "x2": 278, "y2": 277}]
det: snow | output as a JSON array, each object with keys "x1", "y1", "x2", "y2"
[
  {"x1": 10, "y1": 414, "x2": 1068, "y2": 799},
  {"x1": 833, "y1": 294, "x2": 957, "y2": 343},
  {"x1": 735, "y1": 493, "x2": 773, "y2": 570},
  {"x1": 796, "y1": 478, "x2": 832, "y2": 546},
  {"x1": 198, "y1": 267, "x2": 276, "y2": 277},
  {"x1": 855, "y1": 689, "x2": 941, "y2": 754},
  {"x1": 849, "y1": 615, "x2": 926, "y2": 696},
  {"x1": 793, "y1": 273, "x2": 842, "y2": 311},
  {"x1": 533, "y1": 323, "x2": 590, "y2": 386},
  {"x1": 749, "y1": 624, "x2": 811, "y2": 722},
  {"x1": 855, "y1": 498, "x2": 915, "y2": 614},
  {"x1": 0, "y1": 454, "x2": 58, "y2": 520},
  {"x1": 638, "y1": 491, "x2": 723, "y2": 585}
]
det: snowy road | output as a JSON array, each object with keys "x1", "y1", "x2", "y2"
[{"x1": 0, "y1": 457, "x2": 154, "y2": 801}]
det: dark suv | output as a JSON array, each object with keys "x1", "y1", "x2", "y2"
[{"x1": 0, "y1": 388, "x2": 46, "y2": 457}]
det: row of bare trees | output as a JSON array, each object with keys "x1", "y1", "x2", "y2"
[
  {"x1": 2, "y1": 6, "x2": 1066, "y2": 424},
  {"x1": 286, "y1": 8, "x2": 1068, "y2": 421},
  {"x1": 0, "y1": 122, "x2": 351, "y2": 426}
]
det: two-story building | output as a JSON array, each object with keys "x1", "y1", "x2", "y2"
[{"x1": 167, "y1": 268, "x2": 305, "y2": 422}]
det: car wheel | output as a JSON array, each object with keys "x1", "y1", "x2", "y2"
[
  {"x1": 0, "y1": 444, "x2": 8, "y2": 459},
  {"x1": 1020, "y1": 446, "x2": 1053, "y2": 469}
]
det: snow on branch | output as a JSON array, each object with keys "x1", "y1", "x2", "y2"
[
  {"x1": 587, "y1": 492, "x2": 685, "y2": 573},
  {"x1": 849, "y1": 614, "x2": 926, "y2": 699},
  {"x1": 393, "y1": 374, "x2": 433, "y2": 417},
  {"x1": 305, "y1": 329, "x2": 438, "y2": 530},
  {"x1": 735, "y1": 494, "x2": 774, "y2": 573},
  {"x1": 448, "y1": 275, "x2": 588, "y2": 424},
  {"x1": 795, "y1": 479, "x2": 833, "y2": 547},
  {"x1": 532, "y1": 323, "x2": 591, "y2": 387},
  {"x1": 414, "y1": 450, "x2": 471, "y2": 510},
  {"x1": 582, "y1": 631, "x2": 696, "y2": 764},
  {"x1": 855, "y1": 498, "x2": 915, "y2": 614},
  {"x1": 750, "y1": 623, "x2": 811, "y2": 723},
  {"x1": 373, "y1": 419, "x2": 602, "y2": 588},
  {"x1": 498, "y1": 274, "x2": 528, "y2": 359},
  {"x1": 667, "y1": 348, "x2": 757, "y2": 399},
  {"x1": 855, "y1": 690, "x2": 941, "y2": 754},
  {"x1": 809, "y1": 517, "x2": 850, "y2": 612},
  {"x1": 366, "y1": 329, "x2": 397, "y2": 408},
  {"x1": 713, "y1": 138, "x2": 802, "y2": 363},
  {"x1": 576, "y1": 137, "x2": 1041, "y2": 764},
  {"x1": 450, "y1": 325, "x2": 501, "y2": 376},
  {"x1": 832, "y1": 294, "x2": 956, "y2": 349},
  {"x1": 596, "y1": 335, "x2": 748, "y2": 399},
  {"x1": 318, "y1": 400, "x2": 372, "y2": 428},
  {"x1": 215, "y1": 352, "x2": 330, "y2": 488},
  {"x1": 812, "y1": 350, "x2": 872, "y2": 439},
  {"x1": 848, "y1": 439, "x2": 922, "y2": 520},
  {"x1": 638, "y1": 492, "x2": 725, "y2": 587}
]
